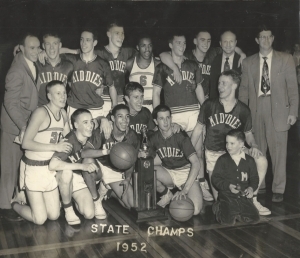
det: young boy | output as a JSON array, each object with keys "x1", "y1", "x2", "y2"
[
  {"x1": 211, "y1": 129, "x2": 260, "y2": 225},
  {"x1": 12, "y1": 81, "x2": 71, "y2": 225},
  {"x1": 147, "y1": 104, "x2": 203, "y2": 215}
]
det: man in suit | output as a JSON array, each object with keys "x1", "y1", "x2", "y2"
[
  {"x1": 210, "y1": 30, "x2": 242, "y2": 99},
  {"x1": 239, "y1": 25, "x2": 299, "y2": 202},
  {"x1": 0, "y1": 33, "x2": 40, "y2": 221}
]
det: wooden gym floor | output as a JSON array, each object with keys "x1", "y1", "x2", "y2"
[{"x1": 1, "y1": 126, "x2": 300, "y2": 258}]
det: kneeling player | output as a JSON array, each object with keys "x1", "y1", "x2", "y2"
[
  {"x1": 148, "y1": 105, "x2": 203, "y2": 215},
  {"x1": 49, "y1": 109, "x2": 107, "y2": 225},
  {"x1": 12, "y1": 81, "x2": 72, "y2": 225},
  {"x1": 211, "y1": 130, "x2": 260, "y2": 225},
  {"x1": 81, "y1": 104, "x2": 140, "y2": 209}
]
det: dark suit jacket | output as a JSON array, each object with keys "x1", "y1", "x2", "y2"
[
  {"x1": 239, "y1": 50, "x2": 298, "y2": 132},
  {"x1": 1, "y1": 53, "x2": 39, "y2": 135},
  {"x1": 209, "y1": 53, "x2": 241, "y2": 99}
]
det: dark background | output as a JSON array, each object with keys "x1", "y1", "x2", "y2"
[{"x1": 0, "y1": 0, "x2": 298, "y2": 102}]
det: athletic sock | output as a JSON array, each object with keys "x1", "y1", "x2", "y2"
[
  {"x1": 199, "y1": 177, "x2": 205, "y2": 183},
  {"x1": 160, "y1": 187, "x2": 168, "y2": 196}
]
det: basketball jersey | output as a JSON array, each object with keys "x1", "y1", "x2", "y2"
[
  {"x1": 95, "y1": 47, "x2": 136, "y2": 100},
  {"x1": 198, "y1": 99, "x2": 252, "y2": 152},
  {"x1": 25, "y1": 105, "x2": 64, "y2": 160},
  {"x1": 36, "y1": 58, "x2": 73, "y2": 106},
  {"x1": 185, "y1": 47, "x2": 222, "y2": 98},
  {"x1": 129, "y1": 107, "x2": 156, "y2": 135},
  {"x1": 148, "y1": 130, "x2": 196, "y2": 170},
  {"x1": 63, "y1": 54, "x2": 114, "y2": 109},
  {"x1": 153, "y1": 60, "x2": 202, "y2": 114},
  {"x1": 87, "y1": 128, "x2": 140, "y2": 171},
  {"x1": 129, "y1": 57, "x2": 155, "y2": 101}
]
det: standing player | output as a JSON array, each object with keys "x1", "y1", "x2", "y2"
[
  {"x1": 191, "y1": 70, "x2": 270, "y2": 216},
  {"x1": 147, "y1": 105, "x2": 203, "y2": 215},
  {"x1": 64, "y1": 28, "x2": 118, "y2": 123},
  {"x1": 160, "y1": 29, "x2": 245, "y2": 98},
  {"x1": 126, "y1": 35, "x2": 160, "y2": 112},
  {"x1": 49, "y1": 109, "x2": 108, "y2": 224},
  {"x1": 12, "y1": 81, "x2": 72, "y2": 225},
  {"x1": 81, "y1": 104, "x2": 140, "y2": 209},
  {"x1": 37, "y1": 33, "x2": 73, "y2": 106}
]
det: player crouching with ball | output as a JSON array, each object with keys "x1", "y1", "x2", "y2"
[
  {"x1": 145, "y1": 104, "x2": 203, "y2": 215},
  {"x1": 211, "y1": 129, "x2": 260, "y2": 225}
]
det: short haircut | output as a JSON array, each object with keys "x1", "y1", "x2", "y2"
[
  {"x1": 152, "y1": 104, "x2": 171, "y2": 120},
  {"x1": 81, "y1": 28, "x2": 98, "y2": 41},
  {"x1": 20, "y1": 33, "x2": 39, "y2": 46},
  {"x1": 111, "y1": 104, "x2": 129, "y2": 117},
  {"x1": 137, "y1": 34, "x2": 152, "y2": 45},
  {"x1": 220, "y1": 30, "x2": 237, "y2": 41},
  {"x1": 220, "y1": 69, "x2": 241, "y2": 87},
  {"x1": 168, "y1": 31, "x2": 186, "y2": 44},
  {"x1": 124, "y1": 82, "x2": 144, "y2": 97},
  {"x1": 227, "y1": 129, "x2": 246, "y2": 143},
  {"x1": 71, "y1": 108, "x2": 91, "y2": 129},
  {"x1": 46, "y1": 80, "x2": 64, "y2": 94},
  {"x1": 107, "y1": 20, "x2": 124, "y2": 32},
  {"x1": 43, "y1": 32, "x2": 61, "y2": 42},
  {"x1": 195, "y1": 30, "x2": 211, "y2": 39},
  {"x1": 256, "y1": 24, "x2": 273, "y2": 38}
]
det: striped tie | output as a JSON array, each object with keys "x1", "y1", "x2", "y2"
[{"x1": 261, "y1": 57, "x2": 270, "y2": 94}]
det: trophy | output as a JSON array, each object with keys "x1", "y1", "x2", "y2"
[{"x1": 131, "y1": 127, "x2": 168, "y2": 222}]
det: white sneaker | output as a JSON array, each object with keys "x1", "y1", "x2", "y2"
[
  {"x1": 65, "y1": 207, "x2": 81, "y2": 225},
  {"x1": 98, "y1": 182, "x2": 109, "y2": 201},
  {"x1": 94, "y1": 199, "x2": 107, "y2": 220},
  {"x1": 200, "y1": 180, "x2": 214, "y2": 202},
  {"x1": 253, "y1": 198, "x2": 271, "y2": 216},
  {"x1": 157, "y1": 189, "x2": 173, "y2": 208}
]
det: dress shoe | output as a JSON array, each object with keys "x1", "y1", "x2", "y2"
[{"x1": 272, "y1": 193, "x2": 283, "y2": 203}]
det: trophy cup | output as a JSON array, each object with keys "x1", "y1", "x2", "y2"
[{"x1": 131, "y1": 127, "x2": 168, "y2": 222}]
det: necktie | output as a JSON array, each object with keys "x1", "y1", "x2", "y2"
[
  {"x1": 261, "y1": 57, "x2": 270, "y2": 94},
  {"x1": 33, "y1": 62, "x2": 38, "y2": 84},
  {"x1": 224, "y1": 57, "x2": 230, "y2": 71}
]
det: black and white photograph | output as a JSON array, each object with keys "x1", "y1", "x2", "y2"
[{"x1": 0, "y1": 1, "x2": 299, "y2": 257}]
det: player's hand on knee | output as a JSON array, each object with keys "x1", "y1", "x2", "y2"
[
  {"x1": 249, "y1": 147, "x2": 262, "y2": 159},
  {"x1": 55, "y1": 139, "x2": 73, "y2": 153},
  {"x1": 172, "y1": 190, "x2": 187, "y2": 201},
  {"x1": 38, "y1": 50, "x2": 48, "y2": 65},
  {"x1": 82, "y1": 162, "x2": 98, "y2": 173},
  {"x1": 244, "y1": 187, "x2": 253, "y2": 198},
  {"x1": 229, "y1": 184, "x2": 239, "y2": 194},
  {"x1": 172, "y1": 67, "x2": 182, "y2": 84},
  {"x1": 171, "y1": 123, "x2": 182, "y2": 133}
]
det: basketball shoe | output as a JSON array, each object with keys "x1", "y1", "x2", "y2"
[
  {"x1": 65, "y1": 207, "x2": 81, "y2": 225},
  {"x1": 157, "y1": 189, "x2": 173, "y2": 208},
  {"x1": 94, "y1": 199, "x2": 107, "y2": 220}
]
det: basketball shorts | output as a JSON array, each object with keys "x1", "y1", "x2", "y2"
[
  {"x1": 163, "y1": 165, "x2": 190, "y2": 190},
  {"x1": 96, "y1": 160, "x2": 125, "y2": 185},
  {"x1": 171, "y1": 109, "x2": 200, "y2": 132},
  {"x1": 20, "y1": 160, "x2": 57, "y2": 192},
  {"x1": 67, "y1": 106, "x2": 104, "y2": 128},
  {"x1": 102, "y1": 95, "x2": 125, "y2": 117},
  {"x1": 72, "y1": 172, "x2": 88, "y2": 193}
]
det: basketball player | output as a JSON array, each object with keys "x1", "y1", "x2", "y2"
[
  {"x1": 160, "y1": 29, "x2": 245, "y2": 98},
  {"x1": 191, "y1": 70, "x2": 270, "y2": 216},
  {"x1": 60, "y1": 21, "x2": 136, "y2": 116},
  {"x1": 37, "y1": 32, "x2": 73, "y2": 106},
  {"x1": 126, "y1": 35, "x2": 160, "y2": 112},
  {"x1": 61, "y1": 28, "x2": 118, "y2": 124},
  {"x1": 49, "y1": 109, "x2": 108, "y2": 224},
  {"x1": 81, "y1": 104, "x2": 140, "y2": 209},
  {"x1": 147, "y1": 104, "x2": 203, "y2": 215},
  {"x1": 12, "y1": 81, "x2": 71, "y2": 225}
]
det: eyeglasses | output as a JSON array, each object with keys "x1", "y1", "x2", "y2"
[{"x1": 259, "y1": 35, "x2": 274, "y2": 40}]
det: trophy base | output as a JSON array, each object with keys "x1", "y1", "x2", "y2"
[{"x1": 131, "y1": 207, "x2": 168, "y2": 223}]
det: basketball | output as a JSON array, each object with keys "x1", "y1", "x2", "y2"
[
  {"x1": 169, "y1": 197, "x2": 194, "y2": 222},
  {"x1": 110, "y1": 142, "x2": 137, "y2": 170}
]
